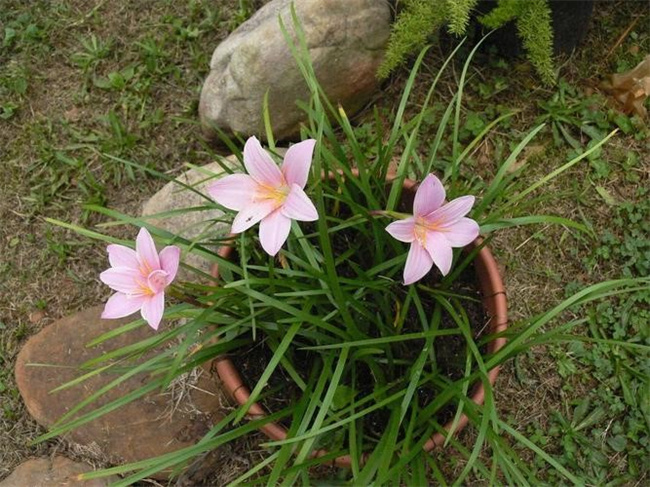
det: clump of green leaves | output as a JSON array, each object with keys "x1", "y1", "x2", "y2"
[
  {"x1": 380, "y1": 0, "x2": 555, "y2": 85},
  {"x1": 552, "y1": 188, "x2": 650, "y2": 483}
]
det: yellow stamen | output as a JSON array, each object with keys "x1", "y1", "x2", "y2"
[
  {"x1": 136, "y1": 278, "x2": 155, "y2": 296},
  {"x1": 255, "y1": 184, "x2": 290, "y2": 207},
  {"x1": 414, "y1": 216, "x2": 443, "y2": 246},
  {"x1": 139, "y1": 260, "x2": 153, "y2": 278}
]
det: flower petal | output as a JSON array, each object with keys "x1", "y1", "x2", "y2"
[
  {"x1": 413, "y1": 173, "x2": 446, "y2": 216},
  {"x1": 136, "y1": 227, "x2": 161, "y2": 272},
  {"x1": 159, "y1": 246, "x2": 181, "y2": 282},
  {"x1": 281, "y1": 184, "x2": 318, "y2": 221},
  {"x1": 440, "y1": 217, "x2": 479, "y2": 247},
  {"x1": 281, "y1": 139, "x2": 315, "y2": 188},
  {"x1": 231, "y1": 200, "x2": 277, "y2": 233},
  {"x1": 424, "y1": 232, "x2": 454, "y2": 276},
  {"x1": 243, "y1": 136, "x2": 284, "y2": 187},
  {"x1": 107, "y1": 244, "x2": 139, "y2": 269},
  {"x1": 403, "y1": 242, "x2": 434, "y2": 285},
  {"x1": 141, "y1": 292, "x2": 165, "y2": 330},
  {"x1": 99, "y1": 267, "x2": 142, "y2": 294},
  {"x1": 207, "y1": 174, "x2": 257, "y2": 211},
  {"x1": 427, "y1": 195, "x2": 475, "y2": 226},
  {"x1": 102, "y1": 293, "x2": 146, "y2": 319},
  {"x1": 386, "y1": 218, "x2": 416, "y2": 243},
  {"x1": 259, "y1": 209, "x2": 292, "y2": 256}
]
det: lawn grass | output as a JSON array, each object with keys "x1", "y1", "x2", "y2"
[
  {"x1": 0, "y1": 0, "x2": 265, "y2": 477},
  {"x1": 1, "y1": 0, "x2": 648, "y2": 484}
]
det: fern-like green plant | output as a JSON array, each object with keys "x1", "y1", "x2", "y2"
[
  {"x1": 480, "y1": 0, "x2": 555, "y2": 85},
  {"x1": 380, "y1": 0, "x2": 556, "y2": 85},
  {"x1": 377, "y1": 0, "x2": 448, "y2": 79},
  {"x1": 447, "y1": 0, "x2": 479, "y2": 35}
]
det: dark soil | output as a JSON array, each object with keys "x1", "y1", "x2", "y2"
[
  {"x1": 228, "y1": 214, "x2": 489, "y2": 442},
  {"x1": 360, "y1": 261, "x2": 488, "y2": 440},
  {"x1": 230, "y1": 337, "x2": 312, "y2": 428}
]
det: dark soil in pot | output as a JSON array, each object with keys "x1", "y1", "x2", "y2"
[
  {"x1": 230, "y1": 339, "x2": 312, "y2": 429},
  {"x1": 354, "y1": 261, "x2": 489, "y2": 441},
  {"x1": 215, "y1": 174, "x2": 507, "y2": 463},
  {"x1": 229, "y1": 259, "x2": 488, "y2": 438}
]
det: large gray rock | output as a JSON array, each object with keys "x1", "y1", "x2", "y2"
[{"x1": 200, "y1": 0, "x2": 391, "y2": 141}]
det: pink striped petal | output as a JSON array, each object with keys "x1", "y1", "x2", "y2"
[
  {"x1": 426, "y1": 195, "x2": 475, "y2": 226},
  {"x1": 413, "y1": 174, "x2": 446, "y2": 216},
  {"x1": 403, "y1": 242, "x2": 433, "y2": 285},
  {"x1": 159, "y1": 246, "x2": 181, "y2": 282},
  {"x1": 231, "y1": 199, "x2": 276, "y2": 233},
  {"x1": 207, "y1": 174, "x2": 257, "y2": 211},
  {"x1": 243, "y1": 136, "x2": 284, "y2": 187},
  {"x1": 281, "y1": 184, "x2": 318, "y2": 222},
  {"x1": 385, "y1": 218, "x2": 416, "y2": 243},
  {"x1": 141, "y1": 293, "x2": 165, "y2": 330},
  {"x1": 102, "y1": 292, "x2": 146, "y2": 319},
  {"x1": 259, "y1": 209, "x2": 292, "y2": 256},
  {"x1": 136, "y1": 228, "x2": 161, "y2": 272},
  {"x1": 107, "y1": 244, "x2": 139, "y2": 269},
  {"x1": 440, "y1": 218, "x2": 479, "y2": 247},
  {"x1": 281, "y1": 139, "x2": 315, "y2": 188},
  {"x1": 424, "y1": 232, "x2": 453, "y2": 276},
  {"x1": 99, "y1": 267, "x2": 142, "y2": 294}
]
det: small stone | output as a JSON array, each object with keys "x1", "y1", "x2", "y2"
[
  {"x1": 28, "y1": 310, "x2": 47, "y2": 324},
  {"x1": 199, "y1": 0, "x2": 391, "y2": 141},
  {"x1": 15, "y1": 307, "x2": 229, "y2": 480},
  {"x1": 0, "y1": 456, "x2": 118, "y2": 487},
  {"x1": 141, "y1": 156, "x2": 238, "y2": 280}
]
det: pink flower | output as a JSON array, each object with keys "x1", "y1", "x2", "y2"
[
  {"x1": 208, "y1": 136, "x2": 318, "y2": 256},
  {"x1": 386, "y1": 174, "x2": 479, "y2": 284},
  {"x1": 100, "y1": 228, "x2": 180, "y2": 330}
]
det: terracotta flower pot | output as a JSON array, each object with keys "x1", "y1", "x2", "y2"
[{"x1": 212, "y1": 175, "x2": 508, "y2": 468}]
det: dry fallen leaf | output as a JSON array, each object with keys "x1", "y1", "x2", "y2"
[
  {"x1": 507, "y1": 144, "x2": 546, "y2": 173},
  {"x1": 603, "y1": 54, "x2": 650, "y2": 118}
]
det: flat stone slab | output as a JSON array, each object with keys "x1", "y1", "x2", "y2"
[
  {"x1": 141, "y1": 157, "x2": 237, "y2": 280},
  {"x1": 142, "y1": 151, "x2": 285, "y2": 282},
  {"x1": 0, "y1": 456, "x2": 118, "y2": 487},
  {"x1": 15, "y1": 306, "x2": 229, "y2": 479}
]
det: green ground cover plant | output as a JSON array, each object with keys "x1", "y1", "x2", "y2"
[{"x1": 545, "y1": 192, "x2": 649, "y2": 484}]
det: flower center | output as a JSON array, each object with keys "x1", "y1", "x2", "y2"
[
  {"x1": 147, "y1": 270, "x2": 169, "y2": 294},
  {"x1": 136, "y1": 269, "x2": 169, "y2": 296},
  {"x1": 414, "y1": 216, "x2": 442, "y2": 246},
  {"x1": 256, "y1": 184, "x2": 290, "y2": 208}
]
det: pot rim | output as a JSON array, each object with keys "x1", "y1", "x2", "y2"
[{"x1": 211, "y1": 176, "x2": 508, "y2": 468}]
